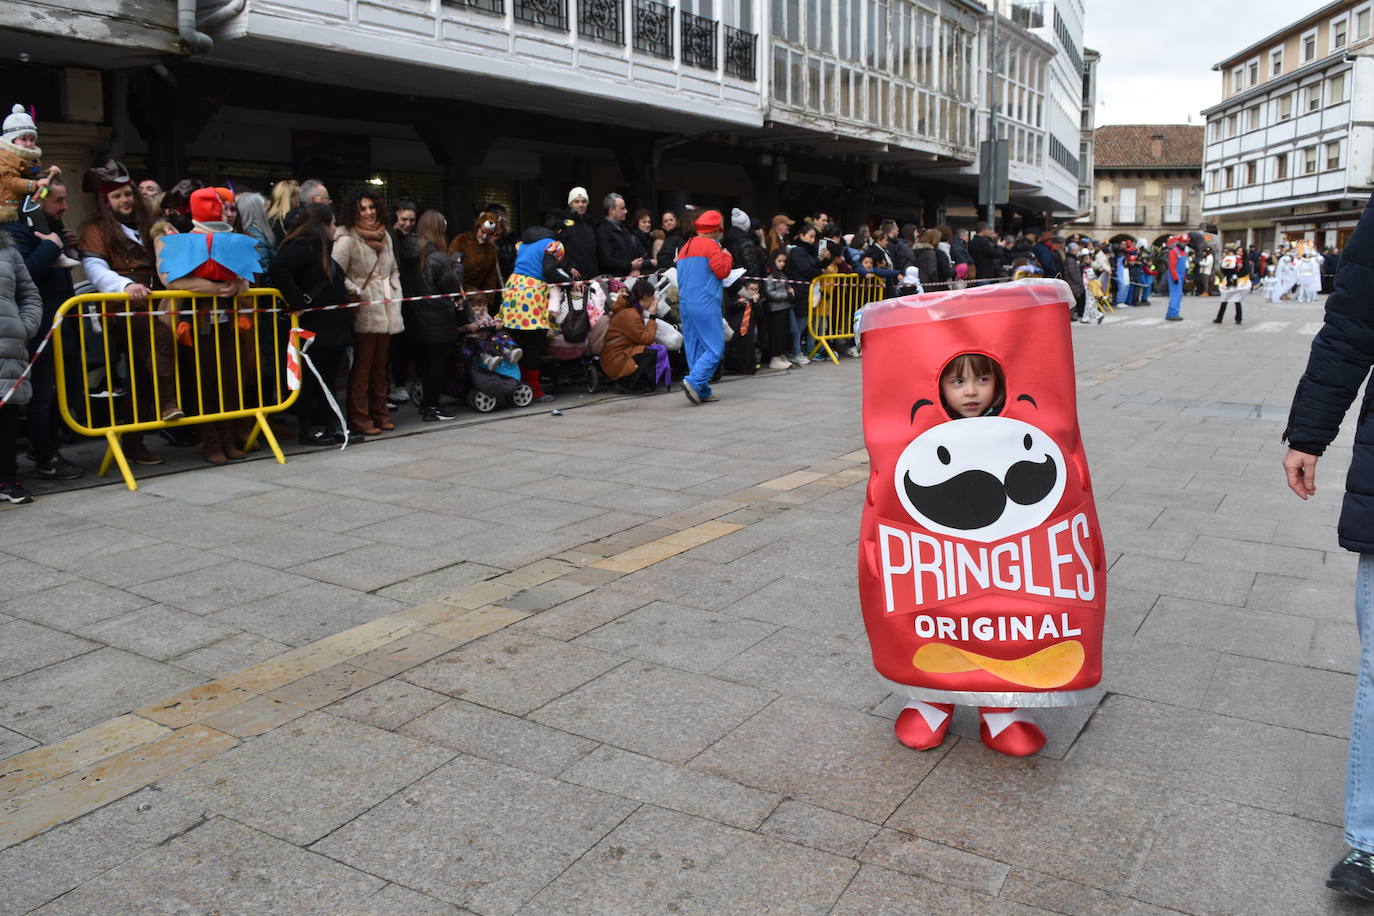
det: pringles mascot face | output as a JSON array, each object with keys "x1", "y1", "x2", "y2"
[{"x1": 856, "y1": 281, "x2": 1106, "y2": 705}]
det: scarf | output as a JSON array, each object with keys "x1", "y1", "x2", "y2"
[{"x1": 353, "y1": 223, "x2": 387, "y2": 252}]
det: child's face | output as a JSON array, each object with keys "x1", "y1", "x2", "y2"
[
  {"x1": 861, "y1": 256, "x2": 875, "y2": 270},
  {"x1": 773, "y1": 253, "x2": 787, "y2": 271},
  {"x1": 12, "y1": 134, "x2": 36, "y2": 149},
  {"x1": 941, "y1": 370, "x2": 997, "y2": 418},
  {"x1": 742, "y1": 283, "x2": 760, "y2": 299}
]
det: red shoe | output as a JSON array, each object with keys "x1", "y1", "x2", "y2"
[
  {"x1": 893, "y1": 701, "x2": 954, "y2": 750},
  {"x1": 978, "y1": 707, "x2": 1045, "y2": 757}
]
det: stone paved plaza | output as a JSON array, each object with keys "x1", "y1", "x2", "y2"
[{"x1": 0, "y1": 291, "x2": 1365, "y2": 914}]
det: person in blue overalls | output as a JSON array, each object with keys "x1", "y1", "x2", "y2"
[
  {"x1": 676, "y1": 209, "x2": 734, "y2": 404},
  {"x1": 1165, "y1": 236, "x2": 1189, "y2": 321}
]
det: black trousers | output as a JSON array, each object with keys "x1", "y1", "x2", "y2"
[
  {"x1": 0, "y1": 403, "x2": 17, "y2": 480},
  {"x1": 417, "y1": 341, "x2": 451, "y2": 408},
  {"x1": 765, "y1": 309, "x2": 791, "y2": 358},
  {"x1": 508, "y1": 328, "x2": 547, "y2": 371},
  {"x1": 296, "y1": 344, "x2": 346, "y2": 431}
]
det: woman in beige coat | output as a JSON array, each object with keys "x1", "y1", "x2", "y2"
[{"x1": 333, "y1": 188, "x2": 402, "y2": 434}]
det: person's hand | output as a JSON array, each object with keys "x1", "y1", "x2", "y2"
[
  {"x1": 61, "y1": 228, "x2": 79, "y2": 248},
  {"x1": 1283, "y1": 448, "x2": 1318, "y2": 500},
  {"x1": 570, "y1": 268, "x2": 582, "y2": 280},
  {"x1": 47, "y1": 165, "x2": 60, "y2": 177},
  {"x1": 125, "y1": 283, "x2": 151, "y2": 303},
  {"x1": 34, "y1": 176, "x2": 50, "y2": 192},
  {"x1": 35, "y1": 231, "x2": 61, "y2": 247}
]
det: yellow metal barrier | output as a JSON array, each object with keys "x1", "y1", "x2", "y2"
[
  {"x1": 52, "y1": 289, "x2": 301, "y2": 491},
  {"x1": 806, "y1": 273, "x2": 886, "y2": 364}
]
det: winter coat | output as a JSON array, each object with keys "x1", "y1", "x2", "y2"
[
  {"x1": 448, "y1": 221, "x2": 501, "y2": 311},
  {"x1": 333, "y1": 226, "x2": 403, "y2": 335},
  {"x1": 0, "y1": 232, "x2": 43, "y2": 405},
  {"x1": 2, "y1": 218, "x2": 74, "y2": 332},
  {"x1": 890, "y1": 238, "x2": 916, "y2": 274},
  {"x1": 724, "y1": 226, "x2": 766, "y2": 285},
  {"x1": 562, "y1": 211, "x2": 599, "y2": 279},
  {"x1": 912, "y1": 243, "x2": 952, "y2": 286},
  {"x1": 600, "y1": 294, "x2": 658, "y2": 380},
  {"x1": 394, "y1": 231, "x2": 423, "y2": 298},
  {"x1": 1029, "y1": 242, "x2": 1060, "y2": 278},
  {"x1": 970, "y1": 234, "x2": 1001, "y2": 281},
  {"x1": 785, "y1": 240, "x2": 825, "y2": 285},
  {"x1": 950, "y1": 236, "x2": 973, "y2": 266},
  {"x1": 595, "y1": 218, "x2": 645, "y2": 278},
  {"x1": 0, "y1": 138, "x2": 42, "y2": 223},
  {"x1": 765, "y1": 272, "x2": 794, "y2": 312},
  {"x1": 406, "y1": 240, "x2": 466, "y2": 346},
  {"x1": 658, "y1": 231, "x2": 684, "y2": 266},
  {"x1": 633, "y1": 227, "x2": 659, "y2": 271},
  {"x1": 270, "y1": 235, "x2": 353, "y2": 348},
  {"x1": 1284, "y1": 195, "x2": 1374, "y2": 551}
]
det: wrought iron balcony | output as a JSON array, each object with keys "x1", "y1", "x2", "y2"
[
  {"x1": 1160, "y1": 205, "x2": 1190, "y2": 226},
  {"x1": 681, "y1": 10, "x2": 716, "y2": 70},
  {"x1": 578, "y1": 0, "x2": 623, "y2": 44},
  {"x1": 515, "y1": 0, "x2": 567, "y2": 30},
  {"x1": 454, "y1": 0, "x2": 504, "y2": 14},
  {"x1": 724, "y1": 25, "x2": 756, "y2": 80},
  {"x1": 632, "y1": 0, "x2": 671, "y2": 59}
]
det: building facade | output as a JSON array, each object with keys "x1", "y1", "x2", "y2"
[
  {"x1": 0, "y1": 0, "x2": 1087, "y2": 232},
  {"x1": 1079, "y1": 47, "x2": 1099, "y2": 213},
  {"x1": 1201, "y1": 0, "x2": 1373, "y2": 250},
  {"x1": 1072, "y1": 125, "x2": 1203, "y2": 242}
]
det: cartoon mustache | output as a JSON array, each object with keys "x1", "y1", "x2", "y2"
[{"x1": 903, "y1": 455, "x2": 1058, "y2": 530}]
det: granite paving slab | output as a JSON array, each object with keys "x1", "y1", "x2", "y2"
[
  {"x1": 0, "y1": 621, "x2": 98, "y2": 680},
  {"x1": 36, "y1": 816, "x2": 384, "y2": 915},
  {"x1": 5, "y1": 579, "x2": 153, "y2": 631},
  {"x1": 402, "y1": 630, "x2": 625, "y2": 715},
  {"x1": 530, "y1": 661, "x2": 775, "y2": 763},
  {"x1": 826, "y1": 863, "x2": 1026, "y2": 916},
  {"x1": 691, "y1": 696, "x2": 941, "y2": 822},
  {"x1": 710, "y1": 626, "x2": 890, "y2": 710},
  {"x1": 1135, "y1": 595, "x2": 1317, "y2": 664},
  {"x1": 311, "y1": 753, "x2": 636, "y2": 915},
  {"x1": 78, "y1": 605, "x2": 239, "y2": 661},
  {"x1": 756, "y1": 799, "x2": 882, "y2": 859},
  {"x1": 521, "y1": 805, "x2": 858, "y2": 915},
  {"x1": 212, "y1": 582, "x2": 403, "y2": 647},
  {"x1": 398, "y1": 697, "x2": 599, "y2": 777},
  {"x1": 572, "y1": 600, "x2": 777, "y2": 674},
  {"x1": 158, "y1": 712, "x2": 453, "y2": 844},
  {"x1": 128, "y1": 559, "x2": 315, "y2": 614},
  {"x1": 168, "y1": 631, "x2": 294, "y2": 678},
  {"x1": 1201, "y1": 653, "x2": 1354, "y2": 737},
  {"x1": 322, "y1": 679, "x2": 450, "y2": 731}
]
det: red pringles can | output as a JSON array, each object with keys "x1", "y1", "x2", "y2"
[{"x1": 855, "y1": 281, "x2": 1106, "y2": 708}]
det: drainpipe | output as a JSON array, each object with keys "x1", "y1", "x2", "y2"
[
  {"x1": 178, "y1": 0, "x2": 214, "y2": 54},
  {"x1": 198, "y1": 0, "x2": 246, "y2": 30}
]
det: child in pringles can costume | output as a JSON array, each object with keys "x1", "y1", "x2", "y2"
[{"x1": 856, "y1": 279, "x2": 1106, "y2": 756}]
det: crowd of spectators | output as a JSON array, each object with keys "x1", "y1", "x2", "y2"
[{"x1": 0, "y1": 146, "x2": 1342, "y2": 504}]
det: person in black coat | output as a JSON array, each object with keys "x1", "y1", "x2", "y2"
[
  {"x1": 724, "y1": 208, "x2": 766, "y2": 288},
  {"x1": 969, "y1": 223, "x2": 1002, "y2": 283},
  {"x1": 562, "y1": 187, "x2": 599, "y2": 279},
  {"x1": 269, "y1": 202, "x2": 353, "y2": 445},
  {"x1": 1282, "y1": 194, "x2": 1374, "y2": 902},
  {"x1": 407, "y1": 210, "x2": 471, "y2": 421},
  {"x1": 595, "y1": 193, "x2": 646, "y2": 278}
]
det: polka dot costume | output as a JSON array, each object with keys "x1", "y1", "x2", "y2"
[{"x1": 501, "y1": 273, "x2": 551, "y2": 331}]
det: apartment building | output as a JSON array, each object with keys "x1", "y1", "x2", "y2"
[
  {"x1": 1073, "y1": 125, "x2": 1203, "y2": 242},
  {"x1": 1201, "y1": 0, "x2": 1373, "y2": 250},
  {"x1": 1079, "y1": 47, "x2": 1100, "y2": 213},
  {"x1": 0, "y1": 0, "x2": 1086, "y2": 228}
]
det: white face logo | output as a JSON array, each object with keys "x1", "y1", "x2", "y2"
[{"x1": 894, "y1": 416, "x2": 1066, "y2": 542}]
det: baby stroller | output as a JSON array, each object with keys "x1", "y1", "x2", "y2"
[
  {"x1": 544, "y1": 280, "x2": 607, "y2": 395},
  {"x1": 450, "y1": 329, "x2": 533, "y2": 413}
]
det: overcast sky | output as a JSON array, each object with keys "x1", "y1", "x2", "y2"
[{"x1": 1083, "y1": 0, "x2": 1299, "y2": 126}]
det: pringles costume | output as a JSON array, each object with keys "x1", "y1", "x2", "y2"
[{"x1": 855, "y1": 280, "x2": 1106, "y2": 755}]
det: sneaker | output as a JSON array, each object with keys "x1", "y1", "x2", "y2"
[
  {"x1": 535, "y1": 393, "x2": 556, "y2": 403},
  {"x1": 682, "y1": 380, "x2": 702, "y2": 404},
  {"x1": 0, "y1": 481, "x2": 33, "y2": 505},
  {"x1": 160, "y1": 402, "x2": 185, "y2": 422},
  {"x1": 387, "y1": 386, "x2": 410, "y2": 404},
  {"x1": 1164, "y1": 316, "x2": 1183, "y2": 321},
  {"x1": 787, "y1": 353, "x2": 811, "y2": 367},
  {"x1": 506, "y1": 347, "x2": 523, "y2": 364},
  {"x1": 845, "y1": 345, "x2": 861, "y2": 358},
  {"x1": 420, "y1": 406, "x2": 459, "y2": 421},
  {"x1": 768, "y1": 356, "x2": 792, "y2": 371},
  {"x1": 702, "y1": 392, "x2": 719, "y2": 402},
  {"x1": 33, "y1": 455, "x2": 83, "y2": 480},
  {"x1": 1329, "y1": 848, "x2": 1374, "y2": 901},
  {"x1": 54, "y1": 253, "x2": 81, "y2": 270},
  {"x1": 299, "y1": 428, "x2": 335, "y2": 447},
  {"x1": 481, "y1": 355, "x2": 502, "y2": 372}
]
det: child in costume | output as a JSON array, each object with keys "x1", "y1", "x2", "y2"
[
  {"x1": 1, "y1": 104, "x2": 76, "y2": 268},
  {"x1": 856, "y1": 280, "x2": 1106, "y2": 757},
  {"x1": 1214, "y1": 248, "x2": 1249, "y2": 324}
]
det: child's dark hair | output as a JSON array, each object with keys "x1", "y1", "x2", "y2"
[
  {"x1": 940, "y1": 353, "x2": 1006, "y2": 416},
  {"x1": 630, "y1": 278, "x2": 656, "y2": 303}
]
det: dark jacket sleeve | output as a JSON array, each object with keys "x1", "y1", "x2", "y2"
[
  {"x1": 595, "y1": 222, "x2": 636, "y2": 277},
  {"x1": 269, "y1": 241, "x2": 310, "y2": 310},
  {"x1": 1284, "y1": 196, "x2": 1374, "y2": 456}
]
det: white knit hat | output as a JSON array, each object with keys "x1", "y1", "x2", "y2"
[
  {"x1": 2, "y1": 104, "x2": 36, "y2": 143},
  {"x1": 730, "y1": 207, "x2": 750, "y2": 232},
  {"x1": 568, "y1": 186, "x2": 589, "y2": 205}
]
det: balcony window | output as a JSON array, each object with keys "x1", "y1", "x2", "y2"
[
  {"x1": 1307, "y1": 85, "x2": 1321, "y2": 112},
  {"x1": 1304, "y1": 146, "x2": 1318, "y2": 174},
  {"x1": 1246, "y1": 105, "x2": 1261, "y2": 131},
  {"x1": 515, "y1": 0, "x2": 568, "y2": 30},
  {"x1": 578, "y1": 0, "x2": 623, "y2": 44},
  {"x1": 633, "y1": 0, "x2": 672, "y2": 58},
  {"x1": 1247, "y1": 60, "x2": 1259, "y2": 85},
  {"x1": 681, "y1": 9, "x2": 717, "y2": 69},
  {"x1": 1224, "y1": 166, "x2": 1234, "y2": 189},
  {"x1": 1328, "y1": 141, "x2": 1343, "y2": 170},
  {"x1": 1162, "y1": 188, "x2": 1185, "y2": 224},
  {"x1": 1360, "y1": 7, "x2": 1372, "y2": 40},
  {"x1": 1231, "y1": 66, "x2": 1244, "y2": 95},
  {"x1": 1334, "y1": 17, "x2": 1349, "y2": 49},
  {"x1": 1245, "y1": 161, "x2": 1257, "y2": 184},
  {"x1": 1302, "y1": 30, "x2": 1317, "y2": 61},
  {"x1": 1271, "y1": 48, "x2": 1283, "y2": 75},
  {"x1": 1010, "y1": 1, "x2": 1045, "y2": 29},
  {"x1": 1275, "y1": 152, "x2": 1287, "y2": 179},
  {"x1": 724, "y1": 25, "x2": 757, "y2": 80},
  {"x1": 1278, "y1": 92, "x2": 1292, "y2": 120}
]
